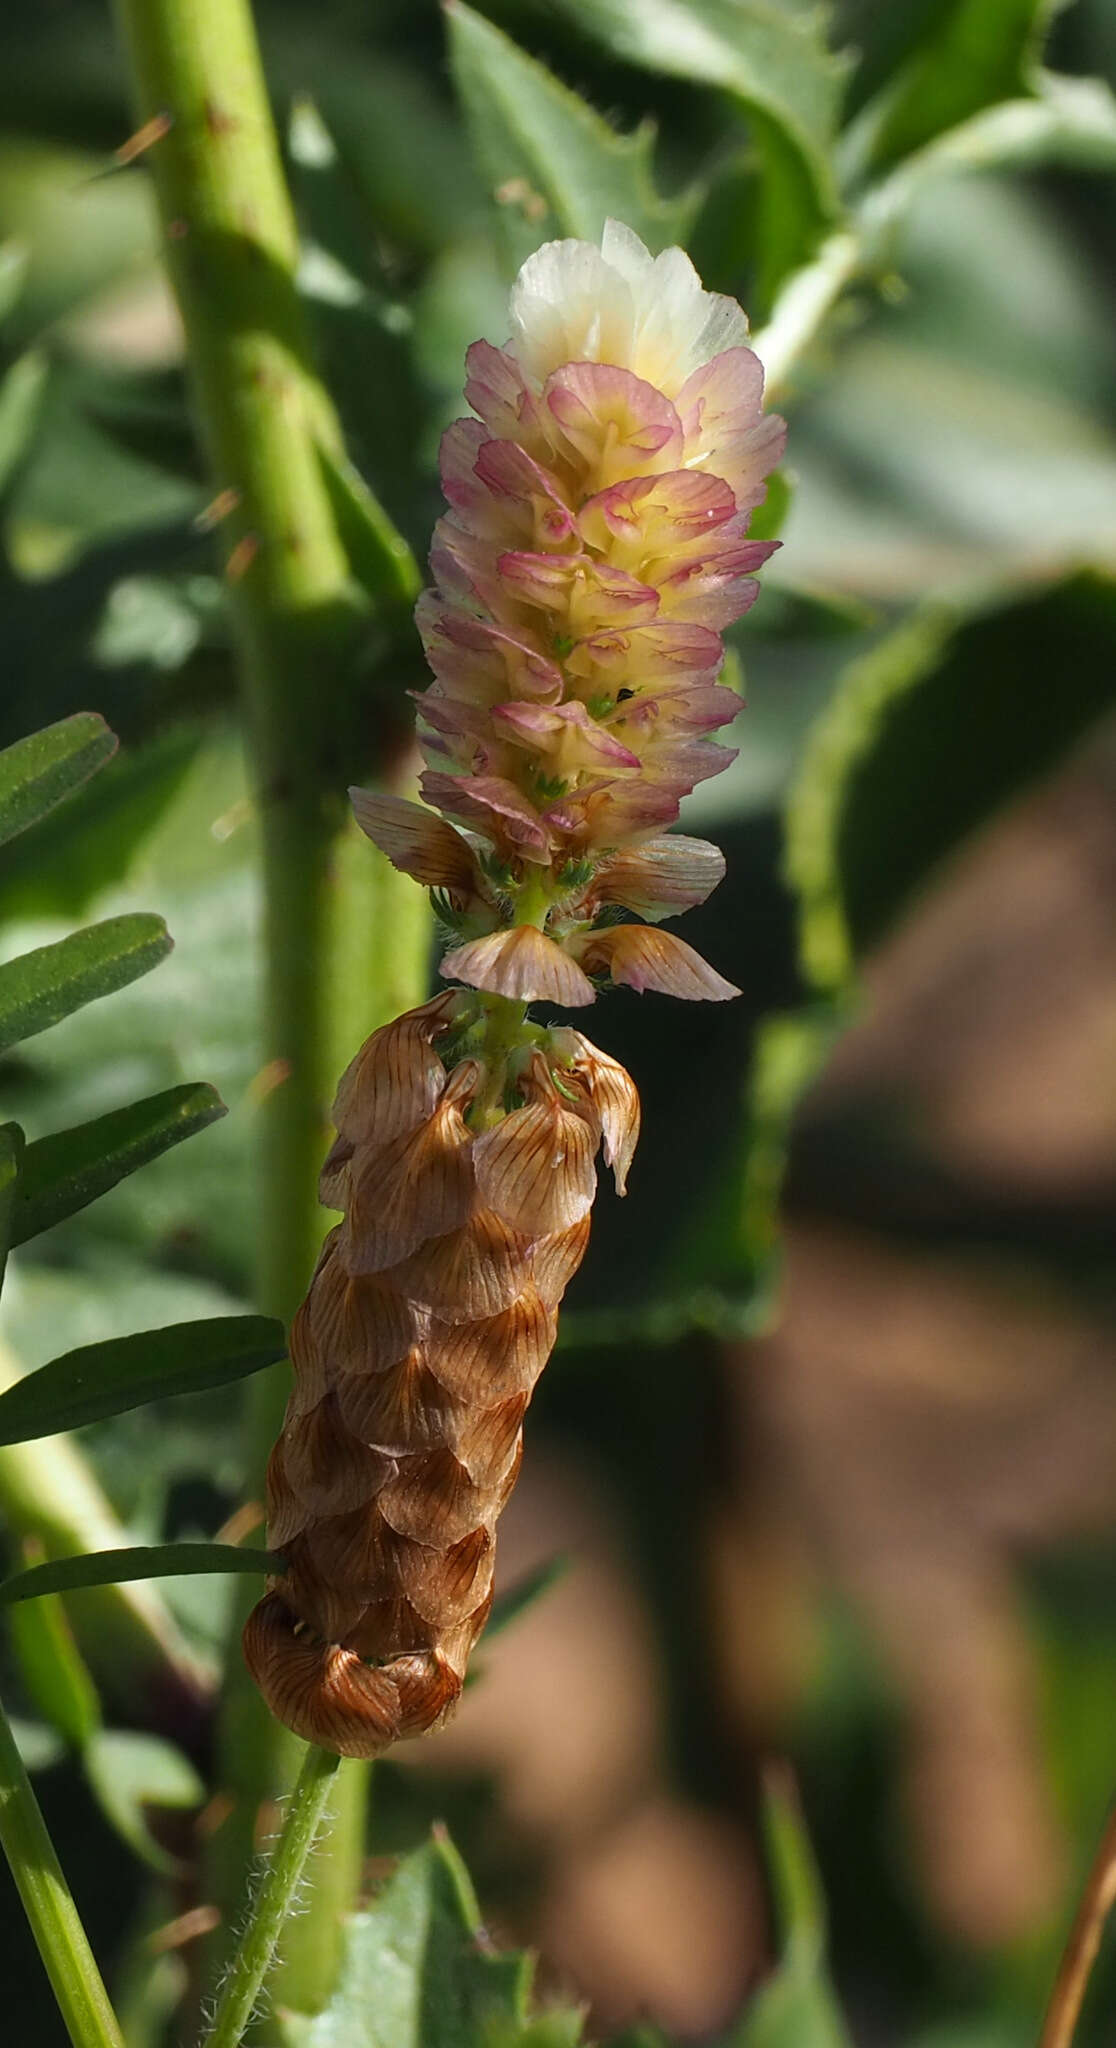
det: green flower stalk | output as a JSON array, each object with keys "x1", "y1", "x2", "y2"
[{"x1": 244, "y1": 221, "x2": 784, "y2": 1756}]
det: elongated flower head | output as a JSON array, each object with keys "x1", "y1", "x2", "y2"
[
  {"x1": 357, "y1": 219, "x2": 785, "y2": 1004},
  {"x1": 244, "y1": 224, "x2": 784, "y2": 1758}
]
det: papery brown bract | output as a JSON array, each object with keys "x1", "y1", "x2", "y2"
[{"x1": 243, "y1": 1001, "x2": 637, "y2": 1757}]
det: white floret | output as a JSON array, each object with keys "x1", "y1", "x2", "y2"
[{"x1": 508, "y1": 218, "x2": 751, "y2": 396}]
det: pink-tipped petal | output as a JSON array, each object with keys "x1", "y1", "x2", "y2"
[
  {"x1": 349, "y1": 790, "x2": 479, "y2": 895},
  {"x1": 592, "y1": 835, "x2": 727, "y2": 920},
  {"x1": 441, "y1": 925, "x2": 596, "y2": 1006},
  {"x1": 419, "y1": 772, "x2": 552, "y2": 864},
  {"x1": 573, "y1": 923, "x2": 739, "y2": 1000}
]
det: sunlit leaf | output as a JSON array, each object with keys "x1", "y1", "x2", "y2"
[
  {"x1": 84, "y1": 1727, "x2": 205, "y2": 1877},
  {"x1": 7, "y1": 1578, "x2": 101, "y2": 1751},
  {"x1": 551, "y1": 0, "x2": 849, "y2": 304},
  {"x1": 446, "y1": 0, "x2": 696, "y2": 272},
  {"x1": 10, "y1": 1082, "x2": 226, "y2": 1249},
  {"x1": 784, "y1": 573, "x2": 1116, "y2": 990},
  {"x1": 0, "y1": 913, "x2": 172, "y2": 1054},
  {"x1": 0, "y1": 1316, "x2": 287, "y2": 1445},
  {"x1": 280, "y1": 1829, "x2": 537, "y2": 2046},
  {"x1": 8, "y1": 1715, "x2": 65, "y2": 1774},
  {"x1": 0, "y1": 1544, "x2": 279, "y2": 1607},
  {"x1": 0, "y1": 711, "x2": 116, "y2": 852}
]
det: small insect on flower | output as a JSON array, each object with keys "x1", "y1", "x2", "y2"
[{"x1": 243, "y1": 221, "x2": 784, "y2": 1756}]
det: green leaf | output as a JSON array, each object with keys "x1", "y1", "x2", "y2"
[
  {"x1": 316, "y1": 440, "x2": 420, "y2": 610},
  {"x1": 8, "y1": 1582, "x2": 101, "y2": 1751},
  {"x1": 736, "y1": 1006, "x2": 846, "y2": 1319},
  {"x1": 0, "y1": 347, "x2": 48, "y2": 501},
  {"x1": 281, "y1": 1829, "x2": 536, "y2": 2045},
  {"x1": 446, "y1": 0, "x2": 696, "y2": 273},
  {"x1": 0, "y1": 1315, "x2": 287, "y2": 1445},
  {"x1": 0, "y1": 712, "x2": 117, "y2": 853},
  {"x1": 0, "y1": 723, "x2": 203, "y2": 924},
  {"x1": 784, "y1": 572, "x2": 1116, "y2": 991},
  {"x1": 865, "y1": 0, "x2": 1060, "y2": 169},
  {"x1": 551, "y1": 0, "x2": 849, "y2": 305},
  {"x1": 0, "y1": 240, "x2": 29, "y2": 325},
  {"x1": 0, "y1": 1119, "x2": 22, "y2": 1291},
  {"x1": 863, "y1": 72, "x2": 1116, "y2": 246},
  {"x1": 0, "y1": 912, "x2": 173, "y2": 1054},
  {"x1": 724, "y1": 1770, "x2": 852, "y2": 2047},
  {"x1": 84, "y1": 1728, "x2": 205, "y2": 1877},
  {"x1": 0, "y1": 1544, "x2": 279, "y2": 1607},
  {"x1": 10, "y1": 1082, "x2": 226, "y2": 1249}
]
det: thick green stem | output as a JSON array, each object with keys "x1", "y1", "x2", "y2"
[
  {"x1": 204, "y1": 1744, "x2": 342, "y2": 2048},
  {"x1": 113, "y1": 0, "x2": 428, "y2": 2023},
  {"x1": 0, "y1": 1697, "x2": 125, "y2": 2048}
]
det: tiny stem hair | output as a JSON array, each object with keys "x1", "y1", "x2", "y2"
[
  {"x1": 203, "y1": 1743, "x2": 342, "y2": 2048},
  {"x1": 0, "y1": 1699, "x2": 125, "y2": 2048}
]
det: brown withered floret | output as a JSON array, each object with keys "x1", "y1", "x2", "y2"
[{"x1": 242, "y1": 992, "x2": 638, "y2": 1757}]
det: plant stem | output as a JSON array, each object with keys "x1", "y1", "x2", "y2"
[
  {"x1": 113, "y1": 0, "x2": 428, "y2": 2024},
  {"x1": 1039, "y1": 1801, "x2": 1116, "y2": 2048},
  {"x1": 0, "y1": 1696, "x2": 125, "y2": 2048},
  {"x1": 751, "y1": 229, "x2": 860, "y2": 403},
  {"x1": 204, "y1": 1743, "x2": 341, "y2": 2048}
]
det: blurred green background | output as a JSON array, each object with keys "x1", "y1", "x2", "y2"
[{"x1": 1, "y1": 1, "x2": 1115, "y2": 2044}]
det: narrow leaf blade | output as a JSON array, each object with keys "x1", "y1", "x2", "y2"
[
  {"x1": 316, "y1": 440, "x2": 420, "y2": 609},
  {"x1": 11, "y1": 1083, "x2": 226, "y2": 1248},
  {"x1": 8, "y1": 1584, "x2": 101, "y2": 1751},
  {"x1": 0, "y1": 713, "x2": 117, "y2": 852},
  {"x1": 0, "y1": 1316, "x2": 287, "y2": 1445},
  {"x1": 0, "y1": 1544, "x2": 279, "y2": 1607},
  {"x1": 0, "y1": 1120, "x2": 23, "y2": 1289},
  {"x1": 0, "y1": 914, "x2": 173, "y2": 1054}
]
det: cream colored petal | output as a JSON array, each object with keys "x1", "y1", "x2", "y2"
[{"x1": 441, "y1": 924, "x2": 596, "y2": 1006}]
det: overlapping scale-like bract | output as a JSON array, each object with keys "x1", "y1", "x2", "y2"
[{"x1": 243, "y1": 994, "x2": 638, "y2": 1757}]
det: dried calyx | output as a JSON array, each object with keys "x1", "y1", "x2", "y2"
[{"x1": 243, "y1": 221, "x2": 782, "y2": 1757}]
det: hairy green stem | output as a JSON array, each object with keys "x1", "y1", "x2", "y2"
[
  {"x1": 204, "y1": 1743, "x2": 342, "y2": 2048},
  {"x1": 0, "y1": 1697, "x2": 125, "y2": 2048},
  {"x1": 113, "y1": 0, "x2": 427, "y2": 2023}
]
